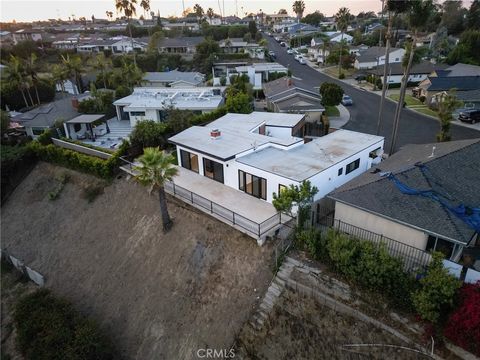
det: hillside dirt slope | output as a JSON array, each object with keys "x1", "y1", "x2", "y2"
[{"x1": 1, "y1": 162, "x2": 273, "y2": 359}]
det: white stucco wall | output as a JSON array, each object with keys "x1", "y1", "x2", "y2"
[{"x1": 334, "y1": 202, "x2": 428, "y2": 250}]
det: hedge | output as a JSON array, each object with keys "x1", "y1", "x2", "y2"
[
  {"x1": 28, "y1": 132, "x2": 129, "y2": 179},
  {"x1": 14, "y1": 289, "x2": 115, "y2": 360}
]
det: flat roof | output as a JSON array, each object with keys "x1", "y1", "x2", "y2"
[
  {"x1": 236, "y1": 130, "x2": 384, "y2": 181},
  {"x1": 168, "y1": 112, "x2": 305, "y2": 160},
  {"x1": 236, "y1": 63, "x2": 288, "y2": 73},
  {"x1": 66, "y1": 114, "x2": 105, "y2": 123}
]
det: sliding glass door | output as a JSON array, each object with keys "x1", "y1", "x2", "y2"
[
  {"x1": 180, "y1": 149, "x2": 199, "y2": 173},
  {"x1": 238, "y1": 170, "x2": 267, "y2": 200},
  {"x1": 203, "y1": 158, "x2": 224, "y2": 183}
]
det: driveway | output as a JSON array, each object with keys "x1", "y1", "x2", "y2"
[{"x1": 266, "y1": 36, "x2": 480, "y2": 151}]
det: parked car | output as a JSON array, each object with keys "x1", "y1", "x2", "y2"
[
  {"x1": 355, "y1": 74, "x2": 366, "y2": 82},
  {"x1": 274, "y1": 36, "x2": 280, "y2": 42},
  {"x1": 287, "y1": 49, "x2": 294, "y2": 54},
  {"x1": 267, "y1": 32, "x2": 272, "y2": 36},
  {"x1": 280, "y1": 42, "x2": 287, "y2": 47},
  {"x1": 458, "y1": 109, "x2": 480, "y2": 124},
  {"x1": 294, "y1": 54, "x2": 303, "y2": 61},
  {"x1": 268, "y1": 50, "x2": 276, "y2": 59},
  {"x1": 299, "y1": 57, "x2": 307, "y2": 65},
  {"x1": 341, "y1": 95, "x2": 353, "y2": 106}
]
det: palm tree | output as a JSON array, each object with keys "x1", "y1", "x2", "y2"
[
  {"x1": 51, "y1": 64, "x2": 68, "y2": 96},
  {"x1": 193, "y1": 4, "x2": 204, "y2": 24},
  {"x1": 389, "y1": 0, "x2": 434, "y2": 155},
  {"x1": 61, "y1": 54, "x2": 83, "y2": 95},
  {"x1": 90, "y1": 53, "x2": 112, "y2": 89},
  {"x1": 115, "y1": 0, "x2": 150, "y2": 65},
  {"x1": 134, "y1": 148, "x2": 178, "y2": 231},
  {"x1": 292, "y1": 1, "x2": 305, "y2": 22},
  {"x1": 106, "y1": 11, "x2": 114, "y2": 21},
  {"x1": 206, "y1": 7, "x2": 215, "y2": 23},
  {"x1": 120, "y1": 58, "x2": 143, "y2": 89},
  {"x1": 436, "y1": 90, "x2": 462, "y2": 142},
  {"x1": 24, "y1": 53, "x2": 41, "y2": 105},
  {"x1": 376, "y1": 0, "x2": 410, "y2": 135},
  {"x1": 4, "y1": 55, "x2": 30, "y2": 108},
  {"x1": 335, "y1": 7, "x2": 350, "y2": 77}
]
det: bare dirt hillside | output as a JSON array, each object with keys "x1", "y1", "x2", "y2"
[{"x1": 1, "y1": 162, "x2": 273, "y2": 359}]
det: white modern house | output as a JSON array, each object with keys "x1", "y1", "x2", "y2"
[
  {"x1": 325, "y1": 31, "x2": 353, "y2": 44},
  {"x1": 354, "y1": 46, "x2": 405, "y2": 70},
  {"x1": 113, "y1": 87, "x2": 224, "y2": 127},
  {"x1": 169, "y1": 112, "x2": 384, "y2": 204},
  {"x1": 219, "y1": 38, "x2": 265, "y2": 59},
  {"x1": 77, "y1": 36, "x2": 148, "y2": 53},
  {"x1": 212, "y1": 62, "x2": 289, "y2": 90},
  {"x1": 141, "y1": 70, "x2": 205, "y2": 87}
]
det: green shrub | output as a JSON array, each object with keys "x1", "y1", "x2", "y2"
[
  {"x1": 14, "y1": 289, "x2": 114, "y2": 359},
  {"x1": 339, "y1": 73, "x2": 345, "y2": 79},
  {"x1": 296, "y1": 228, "x2": 327, "y2": 260},
  {"x1": 37, "y1": 129, "x2": 54, "y2": 145}
]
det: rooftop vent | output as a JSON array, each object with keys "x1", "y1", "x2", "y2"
[{"x1": 210, "y1": 129, "x2": 221, "y2": 139}]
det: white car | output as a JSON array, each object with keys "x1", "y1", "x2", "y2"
[
  {"x1": 287, "y1": 49, "x2": 294, "y2": 55},
  {"x1": 294, "y1": 54, "x2": 302, "y2": 61},
  {"x1": 299, "y1": 57, "x2": 307, "y2": 65}
]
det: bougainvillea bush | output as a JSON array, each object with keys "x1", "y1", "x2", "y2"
[{"x1": 443, "y1": 281, "x2": 480, "y2": 356}]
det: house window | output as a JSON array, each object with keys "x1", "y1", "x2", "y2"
[
  {"x1": 426, "y1": 235, "x2": 454, "y2": 259},
  {"x1": 338, "y1": 168, "x2": 343, "y2": 176},
  {"x1": 32, "y1": 127, "x2": 46, "y2": 135},
  {"x1": 203, "y1": 158, "x2": 224, "y2": 183},
  {"x1": 369, "y1": 147, "x2": 382, "y2": 159},
  {"x1": 130, "y1": 111, "x2": 145, "y2": 117},
  {"x1": 278, "y1": 184, "x2": 287, "y2": 194},
  {"x1": 238, "y1": 170, "x2": 267, "y2": 200},
  {"x1": 180, "y1": 149, "x2": 199, "y2": 173},
  {"x1": 345, "y1": 159, "x2": 360, "y2": 174}
]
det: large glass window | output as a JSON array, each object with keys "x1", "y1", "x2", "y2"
[
  {"x1": 345, "y1": 158, "x2": 360, "y2": 174},
  {"x1": 426, "y1": 235, "x2": 454, "y2": 259},
  {"x1": 238, "y1": 170, "x2": 267, "y2": 200},
  {"x1": 203, "y1": 158, "x2": 224, "y2": 183},
  {"x1": 180, "y1": 150, "x2": 199, "y2": 173}
]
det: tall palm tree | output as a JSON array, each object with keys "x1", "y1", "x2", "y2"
[
  {"x1": 389, "y1": 0, "x2": 434, "y2": 155},
  {"x1": 51, "y1": 64, "x2": 68, "y2": 96},
  {"x1": 5, "y1": 55, "x2": 30, "y2": 108},
  {"x1": 115, "y1": 0, "x2": 150, "y2": 65},
  {"x1": 292, "y1": 0, "x2": 305, "y2": 22},
  {"x1": 206, "y1": 7, "x2": 215, "y2": 23},
  {"x1": 61, "y1": 54, "x2": 83, "y2": 95},
  {"x1": 90, "y1": 53, "x2": 112, "y2": 89},
  {"x1": 335, "y1": 7, "x2": 350, "y2": 77},
  {"x1": 193, "y1": 4, "x2": 204, "y2": 24},
  {"x1": 376, "y1": 0, "x2": 410, "y2": 135},
  {"x1": 24, "y1": 53, "x2": 41, "y2": 105},
  {"x1": 134, "y1": 148, "x2": 178, "y2": 231}
]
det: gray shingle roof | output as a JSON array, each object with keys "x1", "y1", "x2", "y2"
[
  {"x1": 367, "y1": 61, "x2": 445, "y2": 76},
  {"x1": 427, "y1": 76, "x2": 480, "y2": 92},
  {"x1": 158, "y1": 36, "x2": 205, "y2": 48},
  {"x1": 143, "y1": 70, "x2": 205, "y2": 85},
  {"x1": 329, "y1": 139, "x2": 480, "y2": 244},
  {"x1": 356, "y1": 46, "x2": 402, "y2": 63},
  {"x1": 12, "y1": 97, "x2": 78, "y2": 128},
  {"x1": 444, "y1": 63, "x2": 480, "y2": 77}
]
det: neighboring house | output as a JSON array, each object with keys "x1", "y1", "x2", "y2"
[
  {"x1": 266, "y1": 13, "x2": 292, "y2": 27},
  {"x1": 308, "y1": 39, "x2": 330, "y2": 64},
  {"x1": 348, "y1": 44, "x2": 369, "y2": 56},
  {"x1": 113, "y1": 87, "x2": 224, "y2": 127},
  {"x1": 12, "y1": 29, "x2": 43, "y2": 44},
  {"x1": 157, "y1": 36, "x2": 205, "y2": 58},
  {"x1": 161, "y1": 22, "x2": 200, "y2": 32},
  {"x1": 285, "y1": 23, "x2": 319, "y2": 36},
  {"x1": 263, "y1": 76, "x2": 324, "y2": 124},
  {"x1": 417, "y1": 76, "x2": 480, "y2": 105},
  {"x1": 364, "y1": 22, "x2": 385, "y2": 34},
  {"x1": 11, "y1": 97, "x2": 78, "y2": 138},
  {"x1": 437, "y1": 63, "x2": 480, "y2": 77},
  {"x1": 77, "y1": 36, "x2": 148, "y2": 53},
  {"x1": 142, "y1": 70, "x2": 205, "y2": 87},
  {"x1": 206, "y1": 17, "x2": 222, "y2": 26},
  {"x1": 212, "y1": 62, "x2": 288, "y2": 89},
  {"x1": 456, "y1": 89, "x2": 480, "y2": 110},
  {"x1": 0, "y1": 31, "x2": 13, "y2": 46},
  {"x1": 272, "y1": 19, "x2": 297, "y2": 32},
  {"x1": 366, "y1": 61, "x2": 445, "y2": 85},
  {"x1": 328, "y1": 139, "x2": 480, "y2": 263},
  {"x1": 169, "y1": 112, "x2": 384, "y2": 203},
  {"x1": 354, "y1": 46, "x2": 405, "y2": 70},
  {"x1": 219, "y1": 38, "x2": 265, "y2": 59},
  {"x1": 326, "y1": 32, "x2": 353, "y2": 44}
]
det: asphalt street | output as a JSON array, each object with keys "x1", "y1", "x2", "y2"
[{"x1": 265, "y1": 36, "x2": 480, "y2": 151}]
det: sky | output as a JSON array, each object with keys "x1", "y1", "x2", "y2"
[{"x1": 0, "y1": 0, "x2": 473, "y2": 23}]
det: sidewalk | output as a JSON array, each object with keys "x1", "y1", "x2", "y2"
[{"x1": 330, "y1": 104, "x2": 350, "y2": 129}]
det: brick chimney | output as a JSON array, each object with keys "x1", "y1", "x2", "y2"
[
  {"x1": 287, "y1": 77, "x2": 293, "y2": 87},
  {"x1": 210, "y1": 129, "x2": 221, "y2": 139},
  {"x1": 71, "y1": 97, "x2": 79, "y2": 109}
]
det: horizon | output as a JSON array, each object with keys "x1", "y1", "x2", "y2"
[{"x1": 0, "y1": 0, "x2": 473, "y2": 24}]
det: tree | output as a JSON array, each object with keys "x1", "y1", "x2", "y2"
[
  {"x1": 193, "y1": 4, "x2": 204, "y2": 23},
  {"x1": 303, "y1": 11, "x2": 325, "y2": 26},
  {"x1": 389, "y1": 0, "x2": 434, "y2": 155},
  {"x1": 272, "y1": 180, "x2": 318, "y2": 230},
  {"x1": 292, "y1": 1, "x2": 305, "y2": 22},
  {"x1": 130, "y1": 120, "x2": 168, "y2": 148},
  {"x1": 134, "y1": 147, "x2": 178, "y2": 231},
  {"x1": 4, "y1": 55, "x2": 30, "y2": 108},
  {"x1": 319, "y1": 82, "x2": 344, "y2": 107},
  {"x1": 447, "y1": 30, "x2": 480, "y2": 65},
  {"x1": 436, "y1": 90, "x2": 462, "y2": 142},
  {"x1": 467, "y1": 0, "x2": 480, "y2": 29},
  {"x1": 115, "y1": 0, "x2": 150, "y2": 65},
  {"x1": 165, "y1": 107, "x2": 193, "y2": 133},
  {"x1": 51, "y1": 63, "x2": 68, "y2": 97},
  {"x1": 376, "y1": 0, "x2": 411, "y2": 135},
  {"x1": 24, "y1": 53, "x2": 41, "y2": 105},
  {"x1": 278, "y1": 9, "x2": 288, "y2": 15},
  {"x1": 440, "y1": 0, "x2": 466, "y2": 35},
  {"x1": 335, "y1": 7, "x2": 351, "y2": 77},
  {"x1": 1, "y1": 110, "x2": 10, "y2": 133},
  {"x1": 225, "y1": 92, "x2": 252, "y2": 113},
  {"x1": 193, "y1": 39, "x2": 220, "y2": 74},
  {"x1": 61, "y1": 54, "x2": 83, "y2": 95},
  {"x1": 206, "y1": 7, "x2": 215, "y2": 22},
  {"x1": 412, "y1": 252, "x2": 461, "y2": 324},
  {"x1": 248, "y1": 20, "x2": 257, "y2": 38},
  {"x1": 90, "y1": 53, "x2": 112, "y2": 89}
]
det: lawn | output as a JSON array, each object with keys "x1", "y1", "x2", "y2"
[
  {"x1": 323, "y1": 66, "x2": 356, "y2": 79},
  {"x1": 388, "y1": 94, "x2": 423, "y2": 106},
  {"x1": 325, "y1": 105, "x2": 340, "y2": 117},
  {"x1": 415, "y1": 107, "x2": 440, "y2": 119}
]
